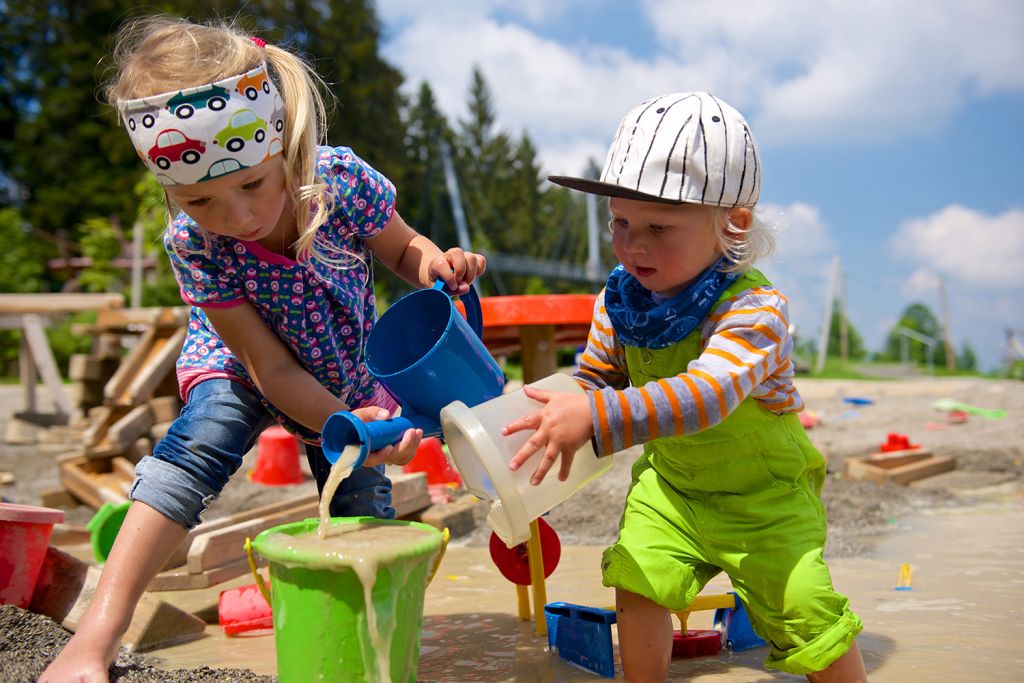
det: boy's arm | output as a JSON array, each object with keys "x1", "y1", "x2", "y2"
[
  {"x1": 590, "y1": 286, "x2": 798, "y2": 455},
  {"x1": 573, "y1": 289, "x2": 630, "y2": 392}
]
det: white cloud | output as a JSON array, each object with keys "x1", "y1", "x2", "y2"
[
  {"x1": 379, "y1": 1, "x2": 1024, "y2": 175},
  {"x1": 890, "y1": 205, "x2": 1024, "y2": 287},
  {"x1": 644, "y1": 0, "x2": 1024, "y2": 143},
  {"x1": 902, "y1": 268, "x2": 941, "y2": 299}
]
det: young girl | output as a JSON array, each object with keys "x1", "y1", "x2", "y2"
[
  {"x1": 505, "y1": 93, "x2": 867, "y2": 682},
  {"x1": 42, "y1": 16, "x2": 485, "y2": 682}
]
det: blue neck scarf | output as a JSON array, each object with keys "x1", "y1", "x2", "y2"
[{"x1": 604, "y1": 257, "x2": 738, "y2": 349}]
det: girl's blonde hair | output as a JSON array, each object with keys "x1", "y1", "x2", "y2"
[
  {"x1": 711, "y1": 206, "x2": 775, "y2": 273},
  {"x1": 105, "y1": 15, "x2": 344, "y2": 264}
]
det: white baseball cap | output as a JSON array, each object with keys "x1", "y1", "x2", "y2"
[{"x1": 550, "y1": 92, "x2": 760, "y2": 207}]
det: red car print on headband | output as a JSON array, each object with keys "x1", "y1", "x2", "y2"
[{"x1": 148, "y1": 129, "x2": 206, "y2": 169}]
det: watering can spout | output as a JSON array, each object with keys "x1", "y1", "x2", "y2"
[
  {"x1": 321, "y1": 280, "x2": 504, "y2": 467},
  {"x1": 321, "y1": 411, "x2": 442, "y2": 466}
]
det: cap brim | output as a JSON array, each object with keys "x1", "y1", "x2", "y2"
[{"x1": 547, "y1": 175, "x2": 686, "y2": 205}]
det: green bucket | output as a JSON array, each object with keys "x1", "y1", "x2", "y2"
[{"x1": 251, "y1": 516, "x2": 443, "y2": 683}]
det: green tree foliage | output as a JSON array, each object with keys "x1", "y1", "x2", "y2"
[
  {"x1": 1, "y1": 0, "x2": 411, "y2": 291},
  {"x1": 956, "y1": 341, "x2": 977, "y2": 372},
  {"x1": 1, "y1": 0, "x2": 143, "y2": 238},
  {"x1": 0, "y1": 207, "x2": 49, "y2": 371},
  {"x1": 882, "y1": 302, "x2": 949, "y2": 366},
  {"x1": 452, "y1": 67, "x2": 601, "y2": 295},
  {"x1": 825, "y1": 301, "x2": 867, "y2": 359}
]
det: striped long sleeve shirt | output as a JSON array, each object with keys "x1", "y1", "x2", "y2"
[{"x1": 575, "y1": 284, "x2": 804, "y2": 456}]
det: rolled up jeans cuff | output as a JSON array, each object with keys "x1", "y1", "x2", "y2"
[{"x1": 128, "y1": 455, "x2": 219, "y2": 529}]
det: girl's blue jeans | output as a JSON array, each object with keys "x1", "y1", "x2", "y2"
[{"x1": 128, "y1": 378, "x2": 394, "y2": 528}]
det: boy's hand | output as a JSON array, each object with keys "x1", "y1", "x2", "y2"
[
  {"x1": 430, "y1": 247, "x2": 487, "y2": 295},
  {"x1": 350, "y1": 406, "x2": 423, "y2": 467},
  {"x1": 503, "y1": 386, "x2": 593, "y2": 485}
]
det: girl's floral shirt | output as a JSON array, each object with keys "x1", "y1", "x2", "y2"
[{"x1": 164, "y1": 146, "x2": 399, "y2": 443}]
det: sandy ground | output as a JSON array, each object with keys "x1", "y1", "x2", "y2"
[{"x1": 1, "y1": 376, "x2": 1022, "y2": 681}]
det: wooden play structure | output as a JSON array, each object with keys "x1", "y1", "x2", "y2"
[{"x1": 843, "y1": 432, "x2": 955, "y2": 485}]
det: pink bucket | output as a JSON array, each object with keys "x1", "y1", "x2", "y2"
[{"x1": 0, "y1": 502, "x2": 65, "y2": 608}]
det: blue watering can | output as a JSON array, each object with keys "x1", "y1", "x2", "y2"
[{"x1": 321, "y1": 280, "x2": 505, "y2": 467}]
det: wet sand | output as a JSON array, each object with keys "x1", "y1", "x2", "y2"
[
  {"x1": 2, "y1": 378, "x2": 1022, "y2": 681},
  {"x1": 18, "y1": 498, "x2": 1012, "y2": 682}
]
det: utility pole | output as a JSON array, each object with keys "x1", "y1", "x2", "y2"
[
  {"x1": 814, "y1": 255, "x2": 840, "y2": 374},
  {"x1": 938, "y1": 275, "x2": 956, "y2": 371},
  {"x1": 131, "y1": 221, "x2": 143, "y2": 309},
  {"x1": 585, "y1": 193, "x2": 600, "y2": 283},
  {"x1": 438, "y1": 138, "x2": 473, "y2": 252},
  {"x1": 839, "y1": 267, "x2": 848, "y2": 362}
]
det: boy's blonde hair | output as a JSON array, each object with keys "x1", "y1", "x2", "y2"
[
  {"x1": 104, "y1": 16, "x2": 341, "y2": 264},
  {"x1": 710, "y1": 206, "x2": 775, "y2": 273}
]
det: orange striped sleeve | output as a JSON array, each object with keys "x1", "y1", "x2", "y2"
[
  {"x1": 720, "y1": 330, "x2": 769, "y2": 359},
  {"x1": 656, "y1": 378, "x2": 684, "y2": 434},
  {"x1": 580, "y1": 350, "x2": 617, "y2": 372},
  {"x1": 638, "y1": 386, "x2": 659, "y2": 439},
  {"x1": 678, "y1": 374, "x2": 708, "y2": 430},
  {"x1": 594, "y1": 393, "x2": 611, "y2": 453},
  {"x1": 616, "y1": 391, "x2": 633, "y2": 447},
  {"x1": 690, "y1": 368, "x2": 727, "y2": 421}
]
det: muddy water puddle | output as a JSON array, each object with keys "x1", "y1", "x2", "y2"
[{"x1": 151, "y1": 502, "x2": 1024, "y2": 681}]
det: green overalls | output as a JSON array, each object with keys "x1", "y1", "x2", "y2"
[{"x1": 600, "y1": 271, "x2": 863, "y2": 674}]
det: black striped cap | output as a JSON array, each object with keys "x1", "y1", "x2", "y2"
[{"x1": 550, "y1": 92, "x2": 760, "y2": 207}]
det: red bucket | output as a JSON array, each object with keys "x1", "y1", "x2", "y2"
[
  {"x1": 250, "y1": 426, "x2": 305, "y2": 486},
  {"x1": 0, "y1": 502, "x2": 64, "y2": 608}
]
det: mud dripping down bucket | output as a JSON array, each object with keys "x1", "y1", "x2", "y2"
[
  {"x1": 440, "y1": 373, "x2": 613, "y2": 547},
  {"x1": 251, "y1": 517, "x2": 443, "y2": 683}
]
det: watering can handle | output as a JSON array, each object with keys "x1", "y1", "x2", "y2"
[{"x1": 432, "y1": 280, "x2": 484, "y2": 339}]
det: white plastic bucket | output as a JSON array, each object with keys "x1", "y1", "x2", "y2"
[{"x1": 440, "y1": 373, "x2": 612, "y2": 547}]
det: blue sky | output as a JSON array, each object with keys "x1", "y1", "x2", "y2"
[{"x1": 376, "y1": 0, "x2": 1024, "y2": 370}]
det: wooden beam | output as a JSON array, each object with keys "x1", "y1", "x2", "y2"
[
  {"x1": 0, "y1": 293, "x2": 124, "y2": 314},
  {"x1": 20, "y1": 313, "x2": 72, "y2": 415},
  {"x1": 29, "y1": 547, "x2": 206, "y2": 652}
]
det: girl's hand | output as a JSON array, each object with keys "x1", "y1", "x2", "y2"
[
  {"x1": 350, "y1": 406, "x2": 423, "y2": 468},
  {"x1": 430, "y1": 247, "x2": 487, "y2": 295},
  {"x1": 503, "y1": 386, "x2": 593, "y2": 485}
]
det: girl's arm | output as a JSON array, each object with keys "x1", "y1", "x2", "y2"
[
  {"x1": 204, "y1": 302, "x2": 418, "y2": 467},
  {"x1": 366, "y1": 211, "x2": 486, "y2": 292}
]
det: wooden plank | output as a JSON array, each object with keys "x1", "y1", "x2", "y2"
[
  {"x1": 148, "y1": 556, "x2": 256, "y2": 592},
  {"x1": 172, "y1": 474, "x2": 430, "y2": 575},
  {"x1": 83, "y1": 404, "x2": 132, "y2": 449},
  {"x1": 148, "y1": 395, "x2": 182, "y2": 424},
  {"x1": 0, "y1": 293, "x2": 124, "y2": 314},
  {"x1": 29, "y1": 547, "x2": 205, "y2": 652},
  {"x1": 843, "y1": 453, "x2": 955, "y2": 485},
  {"x1": 391, "y1": 471, "x2": 432, "y2": 517},
  {"x1": 59, "y1": 455, "x2": 131, "y2": 509},
  {"x1": 163, "y1": 492, "x2": 320, "y2": 569},
  {"x1": 186, "y1": 501, "x2": 320, "y2": 574},
  {"x1": 866, "y1": 446, "x2": 931, "y2": 462},
  {"x1": 887, "y1": 455, "x2": 956, "y2": 485},
  {"x1": 93, "y1": 306, "x2": 189, "y2": 331},
  {"x1": 39, "y1": 485, "x2": 77, "y2": 507},
  {"x1": 103, "y1": 326, "x2": 158, "y2": 404},
  {"x1": 106, "y1": 403, "x2": 155, "y2": 451},
  {"x1": 125, "y1": 325, "x2": 185, "y2": 404},
  {"x1": 21, "y1": 313, "x2": 72, "y2": 415}
]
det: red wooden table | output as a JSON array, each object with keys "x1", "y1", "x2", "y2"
[{"x1": 477, "y1": 294, "x2": 596, "y2": 383}]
